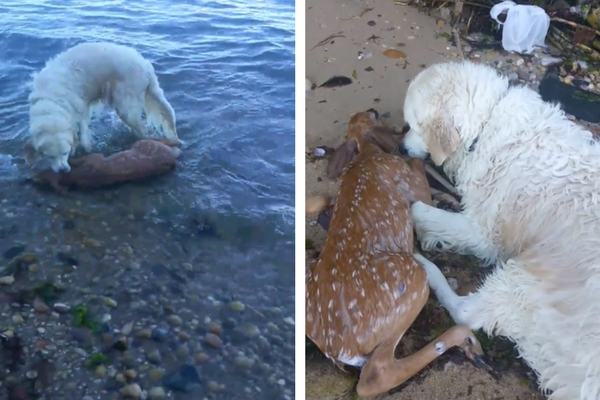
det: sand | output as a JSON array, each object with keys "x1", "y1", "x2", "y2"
[{"x1": 305, "y1": 0, "x2": 545, "y2": 398}]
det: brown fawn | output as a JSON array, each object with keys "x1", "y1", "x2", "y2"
[{"x1": 306, "y1": 110, "x2": 486, "y2": 397}]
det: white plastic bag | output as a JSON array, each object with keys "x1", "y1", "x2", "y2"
[{"x1": 490, "y1": 1, "x2": 550, "y2": 54}]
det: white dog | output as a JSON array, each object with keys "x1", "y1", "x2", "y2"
[
  {"x1": 25, "y1": 42, "x2": 179, "y2": 172},
  {"x1": 403, "y1": 61, "x2": 600, "y2": 400}
]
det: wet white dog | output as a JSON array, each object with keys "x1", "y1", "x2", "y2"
[
  {"x1": 403, "y1": 61, "x2": 600, "y2": 399},
  {"x1": 26, "y1": 42, "x2": 179, "y2": 172}
]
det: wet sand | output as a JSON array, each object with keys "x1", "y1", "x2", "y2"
[{"x1": 305, "y1": 0, "x2": 544, "y2": 398}]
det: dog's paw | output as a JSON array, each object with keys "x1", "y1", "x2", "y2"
[{"x1": 410, "y1": 202, "x2": 454, "y2": 252}]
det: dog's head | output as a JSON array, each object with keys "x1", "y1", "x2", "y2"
[
  {"x1": 24, "y1": 133, "x2": 73, "y2": 173},
  {"x1": 327, "y1": 109, "x2": 401, "y2": 178},
  {"x1": 402, "y1": 61, "x2": 509, "y2": 166}
]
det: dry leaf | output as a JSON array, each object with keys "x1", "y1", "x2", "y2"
[
  {"x1": 436, "y1": 18, "x2": 445, "y2": 28},
  {"x1": 352, "y1": 69, "x2": 357, "y2": 79},
  {"x1": 383, "y1": 49, "x2": 407, "y2": 59}
]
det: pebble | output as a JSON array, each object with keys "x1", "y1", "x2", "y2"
[
  {"x1": 33, "y1": 297, "x2": 51, "y2": 313},
  {"x1": 0, "y1": 275, "x2": 15, "y2": 285},
  {"x1": 306, "y1": 195, "x2": 329, "y2": 216},
  {"x1": 113, "y1": 336, "x2": 128, "y2": 351},
  {"x1": 176, "y1": 344, "x2": 190, "y2": 358},
  {"x1": 147, "y1": 349, "x2": 162, "y2": 364},
  {"x1": 95, "y1": 365, "x2": 107, "y2": 377},
  {"x1": 229, "y1": 301, "x2": 245, "y2": 312},
  {"x1": 103, "y1": 297, "x2": 118, "y2": 308},
  {"x1": 204, "y1": 333, "x2": 223, "y2": 348},
  {"x1": 163, "y1": 364, "x2": 201, "y2": 392},
  {"x1": 37, "y1": 327, "x2": 46, "y2": 334},
  {"x1": 167, "y1": 314, "x2": 183, "y2": 326},
  {"x1": 207, "y1": 322, "x2": 222, "y2": 336},
  {"x1": 25, "y1": 370, "x2": 38, "y2": 380},
  {"x1": 12, "y1": 314, "x2": 24, "y2": 325},
  {"x1": 240, "y1": 323, "x2": 260, "y2": 338},
  {"x1": 306, "y1": 78, "x2": 313, "y2": 92},
  {"x1": 540, "y1": 56, "x2": 562, "y2": 67},
  {"x1": 53, "y1": 303, "x2": 70, "y2": 313},
  {"x1": 207, "y1": 381, "x2": 224, "y2": 392},
  {"x1": 121, "y1": 322, "x2": 134, "y2": 336},
  {"x1": 120, "y1": 383, "x2": 143, "y2": 399},
  {"x1": 151, "y1": 327, "x2": 168, "y2": 342},
  {"x1": 195, "y1": 352, "x2": 210, "y2": 363},
  {"x1": 124, "y1": 369, "x2": 137, "y2": 381},
  {"x1": 148, "y1": 386, "x2": 166, "y2": 400},
  {"x1": 515, "y1": 58, "x2": 524, "y2": 66},
  {"x1": 137, "y1": 328, "x2": 152, "y2": 339},
  {"x1": 312, "y1": 147, "x2": 326, "y2": 157},
  {"x1": 149, "y1": 368, "x2": 165, "y2": 381},
  {"x1": 234, "y1": 355, "x2": 255, "y2": 369}
]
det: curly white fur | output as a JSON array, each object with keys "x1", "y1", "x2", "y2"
[
  {"x1": 404, "y1": 61, "x2": 600, "y2": 399},
  {"x1": 27, "y1": 42, "x2": 178, "y2": 172}
]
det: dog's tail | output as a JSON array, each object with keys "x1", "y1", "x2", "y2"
[{"x1": 144, "y1": 76, "x2": 178, "y2": 141}]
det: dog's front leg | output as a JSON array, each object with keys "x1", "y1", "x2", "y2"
[
  {"x1": 410, "y1": 201, "x2": 496, "y2": 264},
  {"x1": 413, "y1": 253, "x2": 488, "y2": 329},
  {"x1": 79, "y1": 122, "x2": 93, "y2": 152}
]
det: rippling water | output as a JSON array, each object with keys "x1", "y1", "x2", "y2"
[{"x1": 0, "y1": 1, "x2": 294, "y2": 398}]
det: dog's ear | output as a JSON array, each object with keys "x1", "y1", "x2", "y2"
[
  {"x1": 365, "y1": 126, "x2": 400, "y2": 154},
  {"x1": 327, "y1": 139, "x2": 358, "y2": 179},
  {"x1": 426, "y1": 117, "x2": 460, "y2": 165}
]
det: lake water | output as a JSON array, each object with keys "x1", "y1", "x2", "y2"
[{"x1": 0, "y1": 0, "x2": 295, "y2": 399}]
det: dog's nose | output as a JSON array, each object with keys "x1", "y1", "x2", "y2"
[{"x1": 398, "y1": 142, "x2": 408, "y2": 155}]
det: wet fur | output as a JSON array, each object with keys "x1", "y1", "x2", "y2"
[
  {"x1": 26, "y1": 42, "x2": 178, "y2": 172},
  {"x1": 404, "y1": 61, "x2": 600, "y2": 399}
]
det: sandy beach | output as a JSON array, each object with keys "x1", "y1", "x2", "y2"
[{"x1": 305, "y1": 0, "x2": 545, "y2": 398}]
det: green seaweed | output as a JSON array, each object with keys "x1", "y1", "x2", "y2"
[
  {"x1": 573, "y1": 90, "x2": 600, "y2": 102},
  {"x1": 72, "y1": 304, "x2": 100, "y2": 333},
  {"x1": 33, "y1": 282, "x2": 64, "y2": 303},
  {"x1": 85, "y1": 352, "x2": 107, "y2": 369}
]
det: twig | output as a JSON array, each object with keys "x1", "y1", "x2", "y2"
[
  {"x1": 576, "y1": 43, "x2": 600, "y2": 60},
  {"x1": 339, "y1": 7, "x2": 374, "y2": 21},
  {"x1": 311, "y1": 32, "x2": 345, "y2": 50},
  {"x1": 436, "y1": 1, "x2": 449, "y2": 10},
  {"x1": 424, "y1": 164, "x2": 459, "y2": 196},
  {"x1": 453, "y1": 28, "x2": 465, "y2": 59},
  {"x1": 246, "y1": 304, "x2": 267, "y2": 319},
  {"x1": 466, "y1": 8, "x2": 475, "y2": 34},
  {"x1": 552, "y1": 17, "x2": 600, "y2": 38}
]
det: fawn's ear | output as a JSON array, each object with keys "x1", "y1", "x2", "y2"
[
  {"x1": 327, "y1": 139, "x2": 358, "y2": 179},
  {"x1": 365, "y1": 126, "x2": 401, "y2": 154}
]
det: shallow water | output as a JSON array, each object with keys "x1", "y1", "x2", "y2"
[{"x1": 0, "y1": 1, "x2": 294, "y2": 399}]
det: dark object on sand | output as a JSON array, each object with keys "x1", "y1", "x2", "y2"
[
  {"x1": 317, "y1": 205, "x2": 334, "y2": 231},
  {"x1": 35, "y1": 139, "x2": 181, "y2": 190},
  {"x1": 539, "y1": 70, "x2": 600, "y2": 123},
  {"x1": 319, "y1": 76, "x2": 352, "y2": 88}
]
